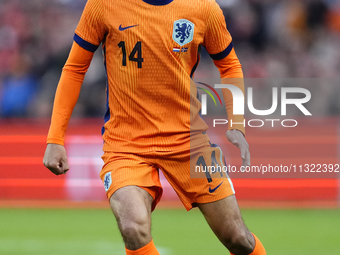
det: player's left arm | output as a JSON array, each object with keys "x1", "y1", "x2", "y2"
[
  {"x1": 203, "y1": 1, "x2": 250, "y2": 167},
  {"x1": 213, "y1": 50, "x2": 250, "y2": 167}
]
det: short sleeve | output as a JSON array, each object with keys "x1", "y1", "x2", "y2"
[
  {"x1": 203, "y1": 1, "x2": 233, "y2": 60},
  {"x1": 74, "y1": 0, "x2": 107, "y2": 52}
]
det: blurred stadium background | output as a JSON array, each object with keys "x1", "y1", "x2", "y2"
[{"x1": 0, "y1": 0, "x2": 340, "y2": 254}]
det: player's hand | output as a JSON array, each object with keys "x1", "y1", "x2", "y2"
[
  {"x1": 43, "y1": 143, "x2": 70, "y2": 175},
  {"x1": 226, "y1": 129, "x2": 250, "y2": 167}
]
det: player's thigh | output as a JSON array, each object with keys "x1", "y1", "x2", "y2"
[
  {"x1": 110, "y1": 185, "x2": 154, "y2": 230},
  {"x1": 198, "y1": 195, "x2": 253, "y2": 245}
]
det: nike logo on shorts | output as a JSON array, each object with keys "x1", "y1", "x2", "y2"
[
  {"x1": 209, "y1": 181, "x2": 224, "y2": 193},
  {"x1": 119, "y1": 24, "x2": 139, "y2": 31}
]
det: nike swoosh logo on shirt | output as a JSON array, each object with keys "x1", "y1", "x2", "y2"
[
  {"x1": 209, "y1": 181, "x2": 224, "y2": 193},
  {"x1": 119, "y1": 24, "x2": 139, "y2": 31}
]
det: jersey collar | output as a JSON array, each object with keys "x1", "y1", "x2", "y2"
[{"x1": 142, "y1": 0, "x2": 173, "y2": 6}]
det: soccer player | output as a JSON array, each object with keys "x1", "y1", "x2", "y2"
[{"x1": 43, "y1": 0, "x2": 266, "y2": 254}]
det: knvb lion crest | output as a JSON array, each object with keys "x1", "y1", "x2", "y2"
[
  {"x1": 103, "y1": 172, "x2": 112, "y2": 192},
  {"x1": 173, "y1": 19, "x2": 195, "y2": 46}
]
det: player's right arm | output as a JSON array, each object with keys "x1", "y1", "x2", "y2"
[
  {"x1": 43, "y1": 42, "x2": 94, "y2": 175},
  {"x1": 44, "y1": 0, "x2": 106, "y2": 175}
]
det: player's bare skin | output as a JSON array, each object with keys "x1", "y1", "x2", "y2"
[
  {"x1": 109, "y1": 186, "x2": 154, "y2": 250},
  {"x1": 226, "y1": 129, "x2": 251, "y2": 167},
  {"x1": 108, "y1": 187, "x2": 255, "y2": 254},
  {"x1": 198, "y1": 195, "x2": 255, "y2": 254},
  {"x1": 43, "y1": 143, "x2": 69, "y2": 175},
  {"x1": 107, "y1": 185, "x2": 255, "y2": 254}
]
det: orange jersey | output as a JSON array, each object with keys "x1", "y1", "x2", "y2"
[{"x1": 47, "y1": 0, "x2": 244, "y2": 152}]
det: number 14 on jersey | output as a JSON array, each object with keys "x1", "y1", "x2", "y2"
[{"x1": 118, "y1": 41, "x2": 144, "y2": 68}]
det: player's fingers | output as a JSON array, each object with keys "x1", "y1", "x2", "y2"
[
  {"x1": 43, "y1": 144, "x2": 69, "y2": 175},
  {"x1": 240, "y1": 147, "x2": 247, "y2": 167},
  {"x1": 245, "y1": 150, "x2": 251, "y2": 167},
  {"x1": 241, "y1": 140, "x2": 250, "y2": 166},
  {"x1": 240, "y1": 144, "x2": 251, "y2": 166},
  {"x1": 61, "y1": 158, "x2": 70, "y2": 174},
  {"x1": 44, "y1": 161, "x2": 64, "y2": 175},
  {"x1": 241, "y1": 158, "x2": 246, "y2": 168}
]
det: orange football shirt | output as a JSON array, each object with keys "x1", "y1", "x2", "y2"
[{"x1": 47, "y1": 0, "x2": 244, "y2": 152}]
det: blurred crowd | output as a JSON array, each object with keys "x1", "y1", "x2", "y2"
[{"x1": 0, "y1": 0, "x2": 339, "y2": 118}]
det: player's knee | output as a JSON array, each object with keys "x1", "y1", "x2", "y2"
[
  {"x1": 223, "y1": 229, "x2": 254, "y2": 254},
  {"x1": 119, "y1": 217, "x2": 150, "y2": 242}
]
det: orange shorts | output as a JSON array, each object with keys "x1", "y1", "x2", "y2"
[{"x1": 100, "y1": 144, "x2": 235, "y2": 211}]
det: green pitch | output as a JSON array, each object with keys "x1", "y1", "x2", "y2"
[{"x1": 0, "y1": 208, "x2": 340, "y2": 255}]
